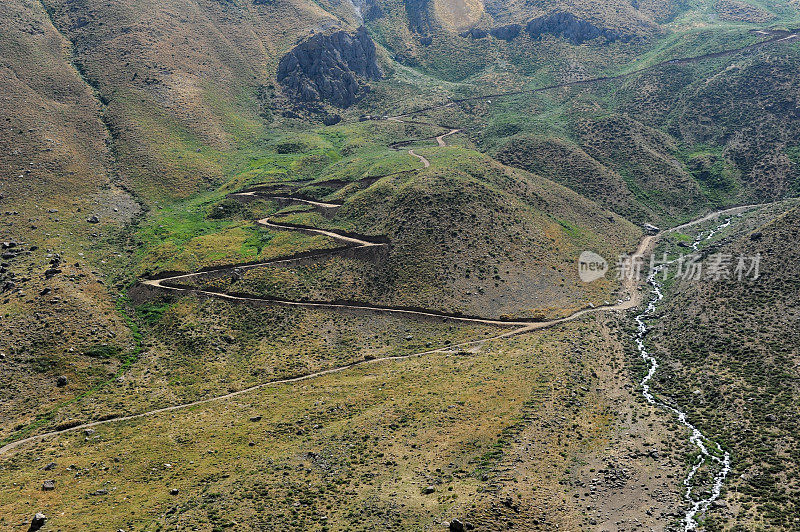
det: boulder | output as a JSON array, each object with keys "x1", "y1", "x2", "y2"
[
  {"x1": 449, "y1": 519, "x2": 474, "y2": 532},
  {"x1": 56, "y1": 375, "x2": 68, "y2": 387},
  {"x1": 28, "y1": 513, "x2": 47, "y2": 531},
  {"x1": 42, "y1": 480, "x2": 55, "y2": 491},
  {"x1": 86, "y1": 215, "x2": 100, "y2": 224}
]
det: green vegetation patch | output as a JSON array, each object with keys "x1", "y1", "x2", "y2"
[{"x1": 81, "y1": 344, "x2": 124, "y2": 360}]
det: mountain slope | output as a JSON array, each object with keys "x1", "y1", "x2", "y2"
[{"x1": 0, "y1": 0, "x2": 137, "y2": 444}]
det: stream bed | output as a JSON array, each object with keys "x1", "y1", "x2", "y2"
[{"x1": 634, "y1": 219, "x2": 733, "y2": 531}]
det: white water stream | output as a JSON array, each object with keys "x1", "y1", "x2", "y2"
[{"x1": 635, "y1": 218, "x2": 733, "y2": 531}]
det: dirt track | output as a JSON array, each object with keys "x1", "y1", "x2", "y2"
[{"x1": 0, "y1": 195, "x2": 767, "y2": 456}]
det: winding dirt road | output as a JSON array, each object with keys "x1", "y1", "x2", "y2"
[
  {"x1": 387, "y1": 116, "x2": 460, "y2": 167},
  {"x1": 407, "y1": 149, "x2": 431, "y2": 168},
  {"x1": 0, "y1": 195, "x2": 767, "y2": 456},
  {"x1": 436, "y1": 128, "x2": 460, "y2": 147}
]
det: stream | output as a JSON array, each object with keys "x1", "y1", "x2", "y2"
[{"x1": 634, "y1": 218, "x2": 733, "y2": 531}]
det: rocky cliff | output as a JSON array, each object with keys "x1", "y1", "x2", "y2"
[{"x1": 276, "y1": 27, "x2": 382, "y2": 109}]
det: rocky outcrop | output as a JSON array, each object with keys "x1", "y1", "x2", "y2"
[
  {"x1": 526, "y1": 12, "x2": 628, "y2": 44},
  {"x1": 460, "y1": 27, "x2": 488, "y2": 39},
  {"x1": 276, "y1": 27, "x2": 382, "y2": 109},
  {"x1": 491, "y1": 23, "x2": 522, "y2": 41},
  {"x1": 459, "y1": 14, "x2": 628, "y2": 45}
]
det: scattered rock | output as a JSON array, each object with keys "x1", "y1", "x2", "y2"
[
  {"x1": 423, "y1": 485, "x2": 435, "y2": 494},
  {"x1": 41, "y1": 480, "x2": 55, "y2": 491},
  {"x1": 750, "y1": 231, "x2": 763, "y2": 241},
  {"x1": 249, "y1": 415, "x2": 262, "y2": 422},
  {"x1": 43, "y1": 462, "x2": 56, "y2": 471},
  {"x1": 90, "y1": 489, "x2": 108, "y2": 496},
  {"x1": 170, "y1": 488, "x2": 179, "y2": 495},
  {"x1": 84, "y1": 428, "x2": 95, "y2": 436},
  {"x1": 28, "y1": 513, "x2": 47, "y2": 531},
  {"x1": 502, "y1": 497, "x2": 520, "y2": 512},
  {"x1": 86, "y1": 215, "x2": 100, "y2": 224}
]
